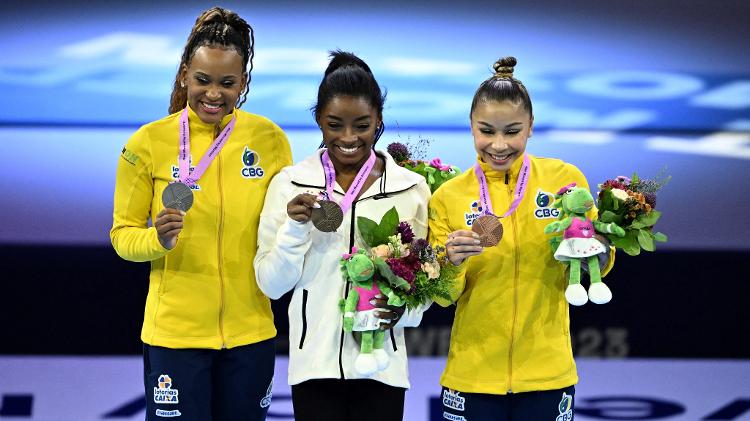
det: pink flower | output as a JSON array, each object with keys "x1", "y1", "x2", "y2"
[
  {"x1": 372, "y1": 244, "x2": 392, "y2": 259},
  {"x1": 429, "y1": 158, "x2": 451, "y2": 172},
  {"x1": 422, "y1": 261, "x2": 440, "y2": 279}
]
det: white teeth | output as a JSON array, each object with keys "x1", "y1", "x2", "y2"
[
  {"x1": 338, "y1": 145, "x2": 359, "y2": 154},
  {"x1": 490, "y1": 153, "x2": 512, "y2": 161},
  {"x1": 202, "y1": 102, "x2": 221, "y2": 109}
]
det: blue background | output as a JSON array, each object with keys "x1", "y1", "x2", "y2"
[{"x1": 1, "y1": 0, "x2": 748, "y2": 249}]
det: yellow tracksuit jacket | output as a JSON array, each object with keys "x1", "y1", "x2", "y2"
[
  {"x1": 111, "y1": 106, "x2": 292, "y2": 349},
  {"x1": 428, "y1": 153, "x2": 614, "y2": 394}
]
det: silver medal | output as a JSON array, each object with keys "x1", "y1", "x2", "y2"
[{"x1": 162, "y1": 182, "x2": 194, "y2": 212}]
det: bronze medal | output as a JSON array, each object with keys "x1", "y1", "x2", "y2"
[
  {"x1": 311, "y1": 200, "x2": 344, "y2": 232},
  {"x1": 472, "y1": 214, "x2": 504, "y2": 247}
]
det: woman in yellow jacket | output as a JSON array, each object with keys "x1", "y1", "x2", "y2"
[
  {"x1": 428, "y1": 57, "x2": 614, "y2": 420},
  {"x1": 110, "y1": 7, "x2": 291, "y2": 421}
]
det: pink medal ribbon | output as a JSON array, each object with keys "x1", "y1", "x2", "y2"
[
  {"x1": 474, "y1": 154, "x2": 531, "y2": 217},
  {"x1": 320, "y1": 149, "x2": 377, "y2": 214},
  {"x1": 177, "y1": 108, "x2": 237, "y2": 186}
]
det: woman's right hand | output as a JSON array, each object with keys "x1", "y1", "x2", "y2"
[
  {"x1": 155, "y1": 208, "x2": 185, "y2": 250},
  {"x1": 286, "y1": 193, "x2": 321, "y2": 223},
  {"x1": 445, "y1": 230, "x2": 482, "y2": 266}
]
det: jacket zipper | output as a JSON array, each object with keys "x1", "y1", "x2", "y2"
[
  {"x1": 217, "y1": 153, "x2": 226, "y2": 348},
  {"x1": 339, "y1": 201, "x2": 357, "y2": 379},
  {"x1": 505, "y1": 170, "x2": 520, "y2": 393},
  {"x1": 299, "y1": 289, "x2": 309, "y2": 349}
]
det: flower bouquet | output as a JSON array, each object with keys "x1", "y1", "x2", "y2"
[
  {"x1": 344, "y1": 206, "x2": 458, "y2": 310},
  {"x1": 386, "y1": 141, "x2": 461, "y2": 193},
  {"x1": 596, "y1": 171, "x2": 670, "y2": 256}
]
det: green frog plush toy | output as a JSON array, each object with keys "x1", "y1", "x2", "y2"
[
  {"x1": 340, "y1": 248, "x2": 405, "y2": 376},
  {"x1": 544, "y1": 183, "x2": 625, "y2": 306}
]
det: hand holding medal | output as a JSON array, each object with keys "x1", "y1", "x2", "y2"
[
  {"x1": 446, "y1": 155, "x2": 531, "y2": 265},
  {"x1": 307, "y1": 149, "x2": 376, "y2": 232},
  {"x1": 158, "y1": 108, "x2": 236, "y2": 248}
]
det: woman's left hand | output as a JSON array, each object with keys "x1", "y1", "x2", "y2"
[{"x1": 372, "y1": 294, "x2": 405, "y2": 330}]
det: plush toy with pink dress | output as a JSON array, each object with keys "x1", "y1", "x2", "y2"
[{"x1": 544, "y1": 183, "x2": 625, "y2": 306}]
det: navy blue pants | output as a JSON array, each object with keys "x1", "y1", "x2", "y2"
[
  {"x1": 144, "y1": 339, "x2": 275, "y2": 421},
  {"x1": 440, "y1": 385, "x2": 575, "y2": 421}
]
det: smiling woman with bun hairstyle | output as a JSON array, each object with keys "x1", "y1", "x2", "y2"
[
  {"x1": 255, "y1": 50, "x2": 431, "y2": 421},
  {"x1": 428, "y1": 56, "x2": 617, "y2": 420}
]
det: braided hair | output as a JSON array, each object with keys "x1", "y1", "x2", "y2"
[
  {"x1": 168, "y1": 7, "x2": 254, "y2": 114},
  {"x1": 470, "y1": 56, "x2": 533, "y2": 118}
]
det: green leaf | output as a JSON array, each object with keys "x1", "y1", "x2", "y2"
[
  {"x1": 612, "y1": 230, "x2": 641, "y2": 256},
  {"x1": 653, "y1": 232, "x2": 668, "y2": 242},
  {"x1": 357, "y1": 216, "x2": 380, "y2": 247},
  {"x1": 375, "y1": 207, "x2": 400, "y2": 245},
  {"x1": 637, "y1": 229, "x2": 655, "y2": 252},
  {"x1": 636, "y1": 210, "x2": 661, "y2": 227},
  {"x1": 599, "y1": 210, "x2": 618, "y2": 223},
  {"x1": 630, "y1": 220, "x2": 646, "y2": 229}
]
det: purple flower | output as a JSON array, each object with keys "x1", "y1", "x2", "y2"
[
  {"x1": 397, "y1": 222, "x2": 415, "y2": 244},
  {"x1": 387, "y1": 142, "x2": 411, "y2": 163},
  {"x1": 387, "y1": 258, "x2": 416, "y2": 284},
  {"x1": 410, "y1": 238, "x2": 431, "y2": 261}
]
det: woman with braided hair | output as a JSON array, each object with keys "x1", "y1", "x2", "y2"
[
  {"x1": 111, "y1": 7, "x2": 291, "y2": 420},
  {"x1": 429, "y1": 57, "x2": 616, "y2": 420}
]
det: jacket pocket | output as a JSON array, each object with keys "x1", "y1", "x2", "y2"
[{"x1": 298, "y1": 289, "x2": 309, "y2": 349}]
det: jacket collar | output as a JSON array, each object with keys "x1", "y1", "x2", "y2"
[
  {"x1": 185, "y1": 105, "x2": 237, "y2": 136},
  {"x1": 289, "y1": 148, "x2": 418, "y2": 196},
  {"x1": 476, "y1": 152, "x2": 529, "y2": 182}
]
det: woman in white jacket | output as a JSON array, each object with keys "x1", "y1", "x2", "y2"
[{"x1": 254, "y1": 51, "x2": 431, "y2": 420}]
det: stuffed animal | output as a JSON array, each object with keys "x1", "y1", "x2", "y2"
[
  {"x1": 544, "y1": 183, "x2": 625, "y2": 306},
  {"x1": 340, "y1": 248, "x2": 403, "y2": 376}
]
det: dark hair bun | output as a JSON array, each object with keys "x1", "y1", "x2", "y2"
[
  {"x1": 325, "y1": 50, "x2": 373, "y2": 77},
  {"x1": 493, "y1": 56, "x2": 517, "y2": 78}
]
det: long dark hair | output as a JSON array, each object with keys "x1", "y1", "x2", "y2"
[{"x1": 168, "y1": 7, "x2": 254, "y2": 114}]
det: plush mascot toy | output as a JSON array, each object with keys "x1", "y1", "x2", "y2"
[
  {"x1": 340, "y1": 248, "x2": 404, "y2": 376},
  {"x1": 544, "y1": 183, "x2": 625, "y2": 306}
]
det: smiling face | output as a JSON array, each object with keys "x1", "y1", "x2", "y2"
[
  {"x1": 471, "y1": 99, "x2": 533, "y2": 171},
  {"x1": 317, "y1": 95, "x2": 381, "y2": 170},
  {"x1": 180, "y1": 46, "x2": 246, "y2": 125}
]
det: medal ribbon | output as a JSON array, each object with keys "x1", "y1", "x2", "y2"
[
  {"x1": 321, "y1": 149, "x2": 377, "y2": 214},
  {"x1": 178, "y1": 108, "x2": 236, "y2": 186},
  {"x1": 474, "y1": 154, "x2": 531, "y2": 217}
]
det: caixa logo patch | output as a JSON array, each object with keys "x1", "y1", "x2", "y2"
[
  {"x1": 534, "y1": 189, "x2": 560, "y2": 219},
  {"x1": 241, "y1": 146, "x2": 265, "y2": 179},
  {"x1": 464, "y1": 200, "x2": 484, "y2": 226},
  {"x1": 171, "y1": 156, "x2": 200, "y2": 190}
]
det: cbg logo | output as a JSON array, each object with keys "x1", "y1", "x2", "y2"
[
  {"x1": 534, "y1": 189, "x2": 559, "y2": 219},
  {"x1": 241, "y1": 146, "x2": 265, "y2": 178}
]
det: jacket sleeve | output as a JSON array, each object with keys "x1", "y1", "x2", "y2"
[
  {"x1": 274, "y1": 125, "x2": 293, "y2": 170},
  {"x1": 394, "y1": 179, "x2": 433, "y2": 327},
  {"x1": 428, "y1": 186, "x2": 467, "y2": 307},
  {"x1": 574, "y1": 166, "x2": 617, "y2": 277},
  {"x1": 254, "y1": 171, "x2": 313, "y2": 299},
  {"x1": 110, "y1": 128, "x2": 170, "y2": 262}
]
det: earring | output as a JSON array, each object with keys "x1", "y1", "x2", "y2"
[{"x1": 180, "y1": 81, "x2": 185, "y2": 88}]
